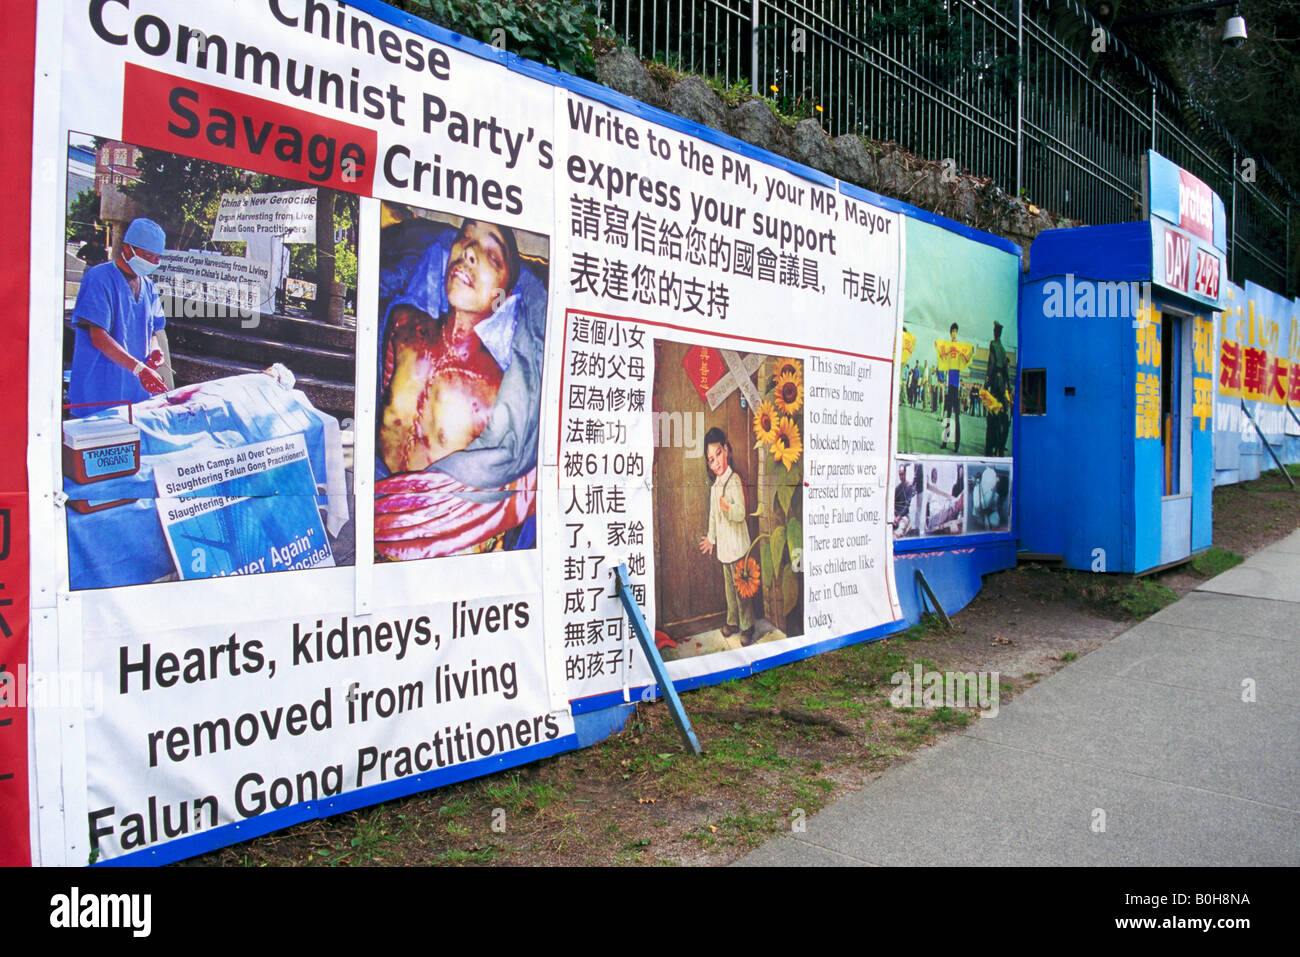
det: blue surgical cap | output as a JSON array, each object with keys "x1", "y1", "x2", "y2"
[{"x1": 123, "y1": 218, "x2": 166, "y2": 255}]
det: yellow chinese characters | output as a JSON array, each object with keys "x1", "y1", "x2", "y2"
[
  {"x1": 1134, "y1": 312, "x2": 1161, "y2": 440},
  {"x1": 1135, "y1": 318, "x2": 1160, "y2": 368},
  {"x1": 1193, "y1": 316, "x2": 1212, "y2": 375},
  {"x1": 1193, "y1": 378, "x2": 1213, "y2": 430},
  {"x1": 1136, "y1": 371, "x2": 1161, "y2": 439}
]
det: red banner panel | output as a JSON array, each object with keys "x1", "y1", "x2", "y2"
[
  {"x1": 121, "y1": 63, "x2": 377, "y2": 196},
  {"x1": 0, "y1": 0, "x2": 34, "y2": 868}
]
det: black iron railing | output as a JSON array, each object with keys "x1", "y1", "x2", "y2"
[{"x1": 601, "y1": 0, "x2": 1294, "y2": 294}]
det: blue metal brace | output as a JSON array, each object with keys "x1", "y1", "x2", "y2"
[
  {"x1": 613, "y1": 564, "x2": 703, "y2": 755},
  {"x1": 1242, "y1": 399, "x2": 1295, "y2": 489},
  {"x1": 914, "y1": 568, "x2": 951, "y2": 628}
]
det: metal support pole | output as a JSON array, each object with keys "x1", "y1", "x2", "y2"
[
  {"x1": 1241, "y1": 399, "x2": 1294, "y2": 488},
  {"x1": 1230, "y1": 145, "x2": 1238, "y2": 283},
  {"x1": 613, "y1": 564, "x2": 703, "y2": 755},
  {"x1": 1287, "y1": 203, "x2": 1293, "y2": 299},
  {"x1": 914, "y1": 569, "x2": 951, "y2": 628},
  {"x1": 750, "y1": 0, "x2": 760, "y2": 96},
  {"x1": 1149, "y1": 86, "x2": 1157, "y2": 154},
  {"x1": 1015, "y1": 0, "x2": 1024, "y2": 197}
]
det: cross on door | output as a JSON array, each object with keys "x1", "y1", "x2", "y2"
[{"x1": 682, "y1": 345, "x2": 764, "y2": 411}]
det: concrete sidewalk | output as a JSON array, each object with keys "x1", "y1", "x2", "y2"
[{"x1": 739, "y1": 530, "x2": 1300, "y2": 866}]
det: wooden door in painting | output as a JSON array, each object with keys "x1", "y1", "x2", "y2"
[{"x1": 652, "y1": 340, "x2": 762, "y2": 639}]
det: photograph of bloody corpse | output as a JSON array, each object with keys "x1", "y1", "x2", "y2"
[{"x1": 374, "y1": 209, "x2": 548, "y2": 561}]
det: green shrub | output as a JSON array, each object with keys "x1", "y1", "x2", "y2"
[{"x1": 392, "y1": 1, "x2": 603, "y2": 78}]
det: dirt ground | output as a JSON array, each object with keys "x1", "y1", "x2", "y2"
[{"x1": 183, "y1": 467, "x2": 1300, "y2": 867}]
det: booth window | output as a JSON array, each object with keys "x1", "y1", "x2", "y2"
[{"x1": 1021, "y1": 369, "x2": 1046, "y2": 415}]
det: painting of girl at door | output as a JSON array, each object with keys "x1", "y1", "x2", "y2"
[{"x1": 651, "y1": 339, "x2": 805, "y2": 660}]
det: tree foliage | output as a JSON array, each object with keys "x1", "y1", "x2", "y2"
[
  {"x1": 66, "y1": 188, "x2": 105, "y2": 246},
  {"x1": 123, "y1": 149, "x2": 247, "y2": 252},
  {"x1": 122, "y1": 157, "x2": 357, "y2": 287},
  {"x1": 389, "y1": 0, "x2": 603, "y2": 78},
  {"x1": 1093, "y1": 1, "x2": 1300, "y2": 290},
  {"x1": 1101, "y1": 0, "x2": 1300, "y2": 191}
]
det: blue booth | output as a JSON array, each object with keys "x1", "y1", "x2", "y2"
[{"x1": 1018, "y1": 151, "x2": 1224, "y2": 573}]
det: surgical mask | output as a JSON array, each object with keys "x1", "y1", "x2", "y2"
[{"x1": 125, "y1": 246, "x2": 160, "y2": 278}]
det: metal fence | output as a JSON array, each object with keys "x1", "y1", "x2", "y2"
[{"x1": 601, "y1": 0, "x2": 1295, "y2": 294}]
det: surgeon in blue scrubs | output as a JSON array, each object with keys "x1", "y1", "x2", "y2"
[{"x1": 68, "y1": 217, "x2": 169, "y2": 416}]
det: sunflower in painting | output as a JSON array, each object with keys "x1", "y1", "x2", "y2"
[
  {"x1": 732, "y1": 556, "x2": 762, "y2": 599},
  {"x1": 769, "y1": 416, "x2": 803, "y2": 469},
  {"x1": 772, "y1": 357, "x2": 802, "y2": 384},
  {"x1": 772, "y1": 370, "x2": 804, "y2": 416},
  {"x1": 752, "y1": 399, "x2": 779, "y2": 445}
]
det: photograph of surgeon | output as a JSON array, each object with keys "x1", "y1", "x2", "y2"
[
  {"x1": 374, "y1": 208, "x2": 549, "y2": 561},
  {"x1": 68, "y1": 216, "x2": 171, "y2": 415}
]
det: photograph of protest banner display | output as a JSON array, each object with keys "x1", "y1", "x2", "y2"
[
  {"x1": 920, "y1": 461, "x2": 967, "y2": 536},
  {"x1": 60, "y1": 135, "x2": 357, "y2": 589},
  {"x1": 892, "y1": 459, "x2": 924, "y2": 539},
  {"x1": 897, "y1": 218, "x2": 1018, "y2": 460},
  {"x1": 651, "y1": 340, "x2": 805, "y2": 659},
  {"x1": 966, "y1": 462, "x2": 1012, "y2": 533},
  {"x1": 373, "y1": 202, "x2": 550, "y2": 562}
]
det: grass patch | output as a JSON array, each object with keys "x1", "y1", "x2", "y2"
[
  {"x1": 717, "y1": 808, "x2": 783, "y2": 846},
  {"x1": 437, "y1": 797, "x2": 471, "y2": 820},
  {"x1": 312, "y1": 809, "x2": 415, "y2": 866},
  {"x1": 437, "y1": 846, "x2": 497, "y2": 865},
  {"x1": 791, "y1": 777, "x2": 835, "y2": 809},
  {"x1": 898, "y1": 613, "x2": 949, "y2": 643},
  {"x1": 1061, "y1": 570, "x2": 1180, "y2": 620},
  {"x1": 1190, "y1": 546, "x2": 1244, "y2": 578},
  {"x1": 930, "y1": 705, "x2": 972, "y2": 728},
  {"x1": 895, "y1": 705, "x2": 973, "y2": 744},
  {"x1": 1117, "y1": 579, "x2": 1179, "y2": 619}
]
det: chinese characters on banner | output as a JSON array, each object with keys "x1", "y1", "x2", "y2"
[
  {"x1": 1136, "y1": 308, "x2": 1162, "y2": 440},
  {"x1": 553, "y1": 91, "x2": 902, "y2": 698},
  {"x1": 1192, "y1": 315, "x2": 1214, "y2": 430},
  {"x1": 1214, "y1": 281, "x2": 1298, "y2": 474}
]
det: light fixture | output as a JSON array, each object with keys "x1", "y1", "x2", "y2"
[
  {"x1": 1112, "y1": 1, "x2": 1248, "y2": 48},
  {"x1": 1222, "y1": 6, "x2": 1247, "y2": 48}
]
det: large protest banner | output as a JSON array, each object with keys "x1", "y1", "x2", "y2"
[
  {"x1": 1214, "y1": 281, "x2": 1298, "y2": 484},
  {"x1": 32, "y1": 0, "x2": 576, "y2": 866},
  {"x1": 5, "y1": 0, "x2": 1028, "y2": 865}
]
